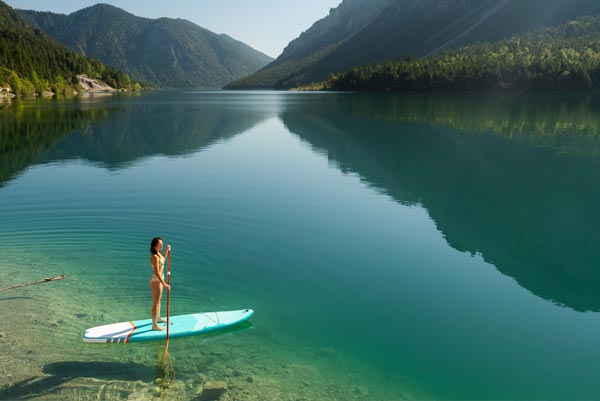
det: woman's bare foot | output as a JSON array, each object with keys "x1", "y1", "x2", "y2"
[{"x1": 152, "y1": 325, "x2": 164, "y2": 331}]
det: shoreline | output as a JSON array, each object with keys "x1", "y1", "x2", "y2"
[{"x1": 0, "y1": 255, "x2": 413, "y2": 401}]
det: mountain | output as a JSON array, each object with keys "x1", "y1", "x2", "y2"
[
  {"x1": 0, "y1": 0, "x2": 134, "y2": 95},
  {"x1": 19, "y1": 4, "x2": 273, "y2": 89},
  {"x1": 226, "y1": 0, "x2": 600, "y2": 89},
  {"x1": 327, "y1": 15, "x2": 600, "y2": 91}
]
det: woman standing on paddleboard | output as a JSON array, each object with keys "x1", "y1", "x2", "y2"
[{"x1": 150, "y1": 237, "x2": 171, "y2": 331}]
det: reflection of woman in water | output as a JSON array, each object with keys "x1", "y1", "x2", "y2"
[{"x1": 150, "y1": 237, "x2": 171, "y2": 331}]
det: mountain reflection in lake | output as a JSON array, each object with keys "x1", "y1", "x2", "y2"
[{"x1": 281, "y1": 92, "x2": 600, "y2": 313}]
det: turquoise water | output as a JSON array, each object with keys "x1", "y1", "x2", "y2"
[{"x1": 2, "y1": 91, "x2": 600, "y2": 400}]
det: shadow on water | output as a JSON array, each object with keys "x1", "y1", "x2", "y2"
[
  {"x1": 43, "y1": 361, "x2": 155, "y2": 380},
  {"x1": 0, "y1": 320, "x2": 252, "y2": 399},
  {"x1": 0, "y1": 361, "x2": 154, "y2": 400},
  {"x1": 280, "y1": 92, "x2": 600, "y2": 312}
]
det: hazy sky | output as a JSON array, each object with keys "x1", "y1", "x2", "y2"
[{"x1": 5, "y1": 0, "x2": 342, "y2": 58}]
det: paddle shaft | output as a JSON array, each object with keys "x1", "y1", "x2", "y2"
[
  {"x1": 165, "y1": 250, "x2": 171, "y2": 353},
  {"x1": 0, "y1": 275, "x2": 65, "y2": 292},
  {"x1": 160, "y1": 249, "x2": 175, "y2": 383}
]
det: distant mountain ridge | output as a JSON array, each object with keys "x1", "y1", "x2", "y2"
[
  {"x1": 227, "y1": 0, "x2": 600, "y2": 89},
  {"x1": 19, "y1": 4, "x2": 273, "y2": 89}
]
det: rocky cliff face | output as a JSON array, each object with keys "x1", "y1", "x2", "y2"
[
  {"x1": 271, "y1": 0, "x2": 501, "y2": 68},
  {"x1": 275, "y1": 0, "x2": 394, "y2": 64},
  {"x1": 77, "y1": 74, "x2": 115, "y2": 92},
  {"x1": 228, "y1": 0, "x2": 600, "y2": 89}
]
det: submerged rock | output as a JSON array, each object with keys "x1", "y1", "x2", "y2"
[
  {"x1": 195, "y1": 381, "x2": 228, "y2": 401},
  {"x1": 315, "y1": 347, "x2": 337, "y2": 358}
]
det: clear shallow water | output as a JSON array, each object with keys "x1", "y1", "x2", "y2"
[{"x1": 2, "y1": 91, "x2": 600, "y2": 400}]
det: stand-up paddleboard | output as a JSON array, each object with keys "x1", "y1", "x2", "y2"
[{"x1": 83, "y1": 309, "x2": 254, "y2": 343}]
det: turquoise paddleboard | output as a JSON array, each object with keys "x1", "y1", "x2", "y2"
[{"x1": 83, "y1": 309, "x2": 254, "y2": 343}]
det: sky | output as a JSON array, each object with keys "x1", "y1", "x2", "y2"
[{"x1": 4, "y1": 0, "x2": 342, "y2": 58}]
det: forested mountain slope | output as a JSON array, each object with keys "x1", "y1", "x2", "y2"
[
  {"x1": 0, "y1": 0, "x2": 134, "y2": 95},
  {"x1": 20, "y1": 4, "x2": 273, "y2": 89},
  {"x1": 327, "y1": 15, "x2": 600, "y2": 91}
]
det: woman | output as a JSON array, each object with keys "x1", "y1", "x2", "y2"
[{"x1": 150, "y1": 237, "x2": 171, "y2": 331}]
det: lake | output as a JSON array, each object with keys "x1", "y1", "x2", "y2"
[{"x1": 2, "y1": 90, "x2": 600, "y2": 400}]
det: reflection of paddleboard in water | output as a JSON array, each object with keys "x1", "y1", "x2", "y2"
[{"x1": 83, "y1": 309, "x2": 254, "y2": 343}]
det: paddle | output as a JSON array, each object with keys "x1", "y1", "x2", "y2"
[
  {"x1": 165, "y1": 249, "x2": 171, "y2": 350},
  {"x1": 0, "y1": 275, "x2": 65, "y2": 292},
  {"x1": 161, "y1": 248, "x2": 175, "y2": 385}
]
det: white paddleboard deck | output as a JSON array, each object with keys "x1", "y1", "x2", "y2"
[{"x1": 83, "y1": 309, "x2": 253, "y2": 343}]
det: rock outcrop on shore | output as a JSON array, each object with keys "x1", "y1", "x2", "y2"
[
  {"x1": 77, "y1": 74, "x2": 116, "y2": 92},
  {"x1": 0, "y1": 86, "x2": 15, "y2": 98}
]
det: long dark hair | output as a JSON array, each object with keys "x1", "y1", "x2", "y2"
[{"x1": 150, "y1": 237, "x2": 162, "y2": 255}]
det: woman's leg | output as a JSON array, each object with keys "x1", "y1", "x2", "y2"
[{"x1": 151, "y1": 279, "x2": 164, "y2": 331}]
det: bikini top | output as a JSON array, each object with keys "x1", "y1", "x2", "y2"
[{"x1": 151, "y1": 254, "x2": 165, "y2": 274}]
